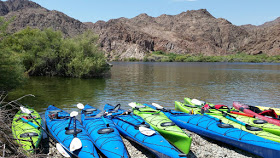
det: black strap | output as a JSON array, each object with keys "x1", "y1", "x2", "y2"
[
  {"x1": 20, "y1": 132, "x2": 39, "y2": 138},
  {"x1": 217, "y1": 123, "x2": 233, "y2": 128},
  {"x1": 97, "y1": 128, "x2": 114, "y2": 134},
  {"x1": 161, "y1": 122, "x2": 175, "y2": 127},
  {"x1": 65, "y1": 129, "x2": 82, "y2": 135},
  {"x1": 253, "y1": 119, "x2": 267, "y2": 124}
]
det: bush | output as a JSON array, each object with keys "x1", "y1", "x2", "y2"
[
  {"x1": 0, "y1": 17, "x2": 25, "y2": 91},
  {"x1": 0, "y1": 48, "x2": 25, "y2": 91},
  {"x1": 2, "y1": 28, "x2": 110, "y2": 78}
]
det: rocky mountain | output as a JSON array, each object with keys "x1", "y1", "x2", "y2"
[
  {"x1": 240, "y1": 18, "x2": 280, "y2": 55},
  {"x1": 1, "y1": 0, "x2": 86, "y2": 36},
  {"x1": 88, "y1": 9, "x2": 252, "y2": 59},
  {"x1": 1, "y1": 0, "x2": 280, "y2": 59}
]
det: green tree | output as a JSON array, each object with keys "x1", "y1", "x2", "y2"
[
  {"x1": 2, "y1": 28, "x2": 110, "y2": 78},
  {"x1": 0, "y1": 17, "x2": 25, "y2": 91}
]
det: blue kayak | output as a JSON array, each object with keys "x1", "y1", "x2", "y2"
[
  {"x1": 45, "y1": 105, "x2": 99, "y2": 158},
  {"x1": 81, "y1": 104, "x2": 129, "y2": 158},
  {"x1": 104, "y1": 104, "x2": 187, "y2": 158},
  {"x1": 144, "y1": 103, "x2": 280, "y2": 158}
]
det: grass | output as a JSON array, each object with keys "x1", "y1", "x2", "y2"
[{"x1": 140, "y1": 51, "x2": 280, "y2": 63}]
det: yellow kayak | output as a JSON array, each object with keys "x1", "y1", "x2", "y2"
[{"x1": 256, "y1": 106, "x2": 280, "y2": 115}]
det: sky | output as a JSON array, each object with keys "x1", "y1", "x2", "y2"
[{"x1": 30, "y1": 0, "x2": 280, "y2": 26}]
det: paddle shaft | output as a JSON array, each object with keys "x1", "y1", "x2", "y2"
[
  {"x1": 209, "y1": 106, "x2": 262, "y2": 130},
  {"x1": 20, "y1": 117, "x2": 40, "y2": 129},
  {"x1": 113, "y1": 115, "x2": 144, "y2": 128},
  {"x1": 101, "y1": 116, "x2": 109, "y2": 127}
]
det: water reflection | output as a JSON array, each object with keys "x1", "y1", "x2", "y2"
[{"x1": 8, "y1": 62, "x2": 280, "y2": 113}]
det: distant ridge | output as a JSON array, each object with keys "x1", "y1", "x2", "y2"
[
  {"x1": 1, "y1": 0, "x2": 280, "y2": 60},
  {"x1": 1, "y1": 0, "x2": 86, "y2": 36}
]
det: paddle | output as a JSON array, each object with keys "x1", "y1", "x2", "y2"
[
  {"x1": 67, "y1": 111, "x2": 82, "y2": 152},
  {"x1": 77, "y1": 103, "x2": 110, "y2": 127},
  {"x1": 151, "y1": 103, "x2": 187, "y2": 115},
  {"x1": 208, "y1": 106, "x2": 263, "y2": 131},
  {"x1": 19, "y1": 117, "x2": 40, "y2": 129},
  {"x1": 112, "y1": 116, "x2": 155, "y2": 136},
  {"x1": 20, "y1": 106, "x2": 80, "y2": 157},
  {"x1": 108, "y1": 103, "x2": 155, "y2": 136},
  {"x1": 190, "y1": 99, "x2": 254, "y2": 117}
]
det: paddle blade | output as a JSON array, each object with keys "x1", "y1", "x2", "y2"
[
  {"x1": 128, "y1": 102, "x2": 137, "y2": 108},
  {"x1": 20, "y1": 106, "x2": 32, "y2": 114},
  {"x1": 139, "y1": 126, "x2": 155, "y2": 136},
  {"x1": 69, "y1": 137, "x2": 82, "y2": 151},
  {"x1": 77, "y1": 103, "x2": 84, "y2": 110},
  {"x1": 70, "y1": 111, "x2": 78, "y2": 117},
  {"x1": 152, "y1": 103, "x2": 163, "y2": 109},
  {"x1": 56, "y1": 143, "x2": 70, "y2": 157},
  {"x1": 191, "y1": 99, "x2": 205, "y2": 105}
]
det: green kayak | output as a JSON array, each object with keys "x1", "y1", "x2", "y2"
[
  {"x1": 131, "y1": 102, "x2": 192, "y2": 154},
  {"x1": 175, "y1": 99, "x2": 280, "y2": 143},
  {"x1": 183, "y1": 97, "x2": 280, "y2": 136},
  {"x1": 12, "y1": 107, "x2": 42, "y2": 153}
]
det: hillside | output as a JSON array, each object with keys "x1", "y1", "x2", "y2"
[
  {"x1": 1, "y1": 0, "x2": 280, "y2": 60},
  {"x1": 1, "y1": 0, "x2": 86, "y2": 36}
]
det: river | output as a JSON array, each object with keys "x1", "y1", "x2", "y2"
[{"x1": 8, "y1": 62, "x2": 280, "y2": 114}]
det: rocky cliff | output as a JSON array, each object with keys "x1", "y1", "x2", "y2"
[
  {"x1": 88, "y1": 9, "x2": 252, "y2": 60},
  {"x1": 1, "y1": 0, "x2": 280, "y2": 59}
]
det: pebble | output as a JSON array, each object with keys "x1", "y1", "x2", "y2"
[{"x1": 43, "y1": 129, "x2": 259, "y2": 158}]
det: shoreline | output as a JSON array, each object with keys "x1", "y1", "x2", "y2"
[{"x1": 44, "y1": 130, "x2": 259, "y2": 158}]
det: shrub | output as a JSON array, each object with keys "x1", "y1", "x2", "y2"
[{"x1": 2, "y1": 28, "x2": 110, "y2": 78}]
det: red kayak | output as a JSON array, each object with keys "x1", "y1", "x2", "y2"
[{"x1": 233, "y1": 101, "x2": 280, "y2": 127}]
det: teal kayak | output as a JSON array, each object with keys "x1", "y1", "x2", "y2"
[
  {"x1": 81, "y1": 104, "x2": 129, "y2": 158},
  {"x1": 104, "y1": 104, "x2": 187, "y2": 158},
  {"x1": 45, "y1": 105, "x2": 99, "y2": 157}
]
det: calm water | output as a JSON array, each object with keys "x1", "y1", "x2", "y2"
[{"x1": 8, "y1": 62, "x2": 280, "y2": 114}]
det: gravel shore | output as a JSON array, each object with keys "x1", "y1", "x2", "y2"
[{"x1": 44, "y1": 129, "x2": 259, "y2": 158}]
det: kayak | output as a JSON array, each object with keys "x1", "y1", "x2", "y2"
[
  {"x1": 12, "y1": 107, "x2": 42, "y2": 153},
  {"x1": 176, "y1": 101, "x2": 280, "y2": 143},
  {"x1": 104, "y1": 104, "x2": 187, "y2": 158},
  {"x1": 184, "y1": 98, "x2": 280, "y2": 136},
  {"x1": 81, "y1": 104, "x2": 129, "y2": 158},
  {"x1": 131, "y1": 102, "x2": 192, "y2": 155},
  {"x1": 233, "y1": 101, "x2": 280, "y2": 127},
  {"x1": 146, "y1": 103, "x2": 280, "y2": 158},
  {"x1": 256, "y1": 106, "x2": 280, "y2": 115},
  {"x1": 45, "y1": 105, "x2": 99, "y2": 157}
]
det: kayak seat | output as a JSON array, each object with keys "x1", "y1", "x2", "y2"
[
  {"x1": 217, "y1": 123, "x2": 233, "y2": 128},
  {"x1": 161, "y1": 122, "x2": 176, "y2": 127},
  {"x1": 65, "y1": 129, "x2": 82, "y2": 135},
  {"x1": 20, "y1": 132, "x2": 39, "y2": 138},
  {"x1": 179, "y1": 154, "x2": 187, "y2": 157},
  {"x1": 248, "y1": 106, "x2": 263, "y2": 113},
  {"x1": 97, "y1": 128, "x2": 114, "y2": 134},
  {"x1": 253, "y1": 120, "x2": 267, "y2": 124},
  {"x1": 48, "y1": 110, "x2": 69, "y2": 119}
]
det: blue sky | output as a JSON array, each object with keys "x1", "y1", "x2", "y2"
[{"x1": 31, "y1": 0, "x2": 280, "y2": 26}]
